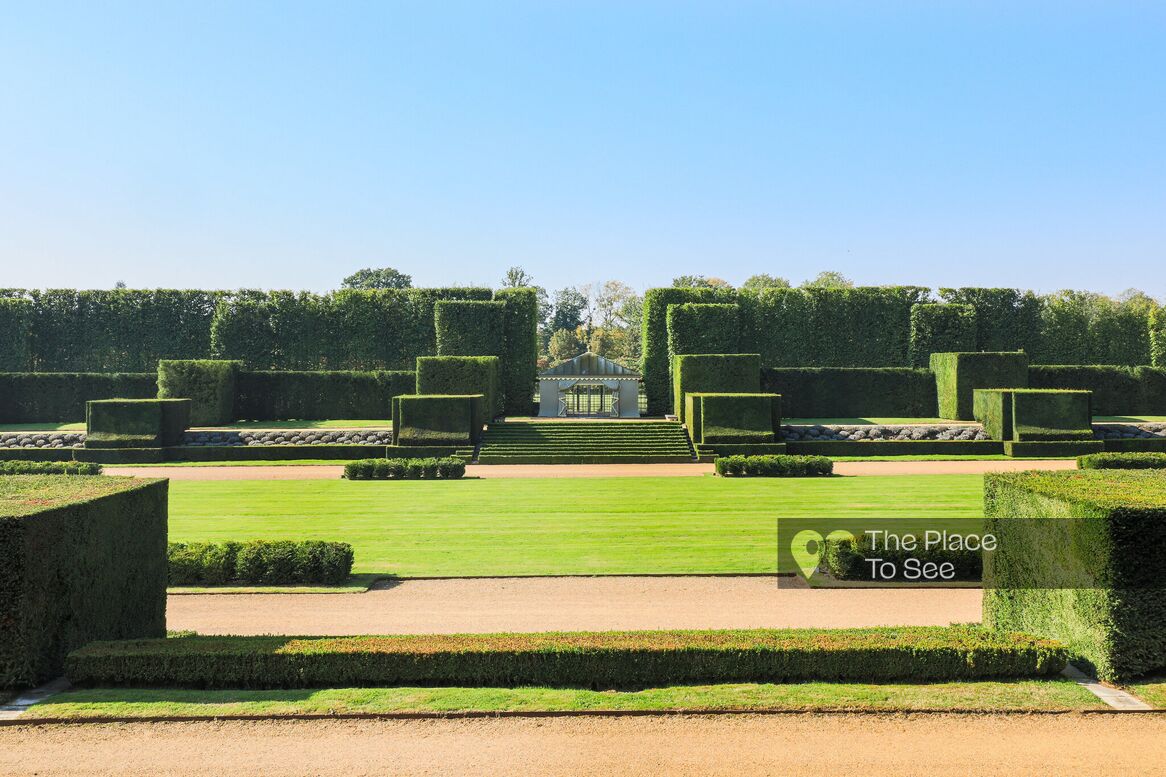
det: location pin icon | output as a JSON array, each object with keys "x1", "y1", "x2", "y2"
[{"x1": 791, "y1": 530, "x2": 824, "y2": 580}]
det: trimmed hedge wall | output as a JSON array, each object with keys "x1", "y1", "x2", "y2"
[
  {"x1": 65, "y1": 626, "x2": 1067, "y2": 689},
  {"x1": 666, "y1": 303, "x2": 740, "y2": 359},
  {"x1": 1003, "y1": 440, "x2": 1104, "y2": 458},
  {"x1": 760, "y1": 367, "x2": 937, "y2": 418},
  {"x1": 686, "y1": 392, "x2": 779, "y2": 445},
  {"x1": 641, "y1": 287, "x2": 737, "y2": 415},
  {"x1": 983, "y1": 470, "x2": 1166, "y2": 680},
  {"x1": 1153, "y1": 307, "x2": 1166, "y2": 368},
  {"x1": 234, "y1": 370, "x2": 414, "y2": 421},
  {"x1": 672, "y1": 354, "x2": 761, "y2": 422},
  {"x1": 1, "y1": 476, "x2": 168, "y2": 687},
  {"x1": 0, "y1": 373, "x2": 158, "y2": 423},
  {"x1": 495, "y1": 287, "x2": 539, "y2": 416},
  {"x1": 157, "y1": 360, "x2": 240, "y2": 425},
  {"x1": 85, "y1": 399, "x2": 190, "y2": 449},
  {"x1": 1028, "y1": 365, "x2": 1166, "y2": 416},
  {"x1": 908, "y1": 303, "x2": 976, "y2": 368},
  {"x1": 0, "y1": 298, "x2": 32, "y2": 371},
  {"x1": 416, "y1": 356, "x2": 500, "y2": 418},
  {"x1": 393, "y1": 394, "x2": 483, "y2": 446},
  {"x1": 168, "y1": 541, "x2": 354, "y2": 586},
  {"x1": 937, "y1": 288, "x2": 1043, "y2": 354},
  {"x1": 715, "y1": 454, "x2": 832, "y2": 477},
  {"x1": 1078, "y1": 452, "x2": 1166, "y2": 470},
  {"x1": 435, "y1": 300, "x2": 506, "y2": 359},
  {"x1": 343, "y1": 457, "x2": 466, "y2": 480},
  {"x1": 0, "y1": 461, "x2": 101, "y2": 475},
  {"x1": 974, "y1": 389, "x2": 1093, "y2": 442},
  {"x1": 932, "y1": 351, "x2": 1029, "y2": 421}
]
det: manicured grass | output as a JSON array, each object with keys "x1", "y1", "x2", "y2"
[
  {"x1": 0, "y1": 474, "x2": 153, "y2": 516},
  {"x1": 168, "y1": 574, "x2": 383, "y2": 595},
  {"x1": 1129, "y1": 676, "x2": 1166, "y2": 709},
  {"x1": 0, "y1": 422, "x2": 85, "y2": 431},
  {"x1": 32, "y1": 679, "x2": 1101, "y2": 718},
  {"x1": 1094, "y1": 416, "x2": 1166, "y2": 423},
  {"x1": 194, "y1": 419, "x2": 392, "y2": 430},
  {"x1": 168, "y1": 475, "x2": 983, "y2": 576},
  {"x1": 110, "y1": 460, "x2": 352, "y2": 467},
  {"x1": 785, "y1": 418, "x2": 978, "y2": 426}
]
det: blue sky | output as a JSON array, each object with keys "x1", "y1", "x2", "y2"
[{"x1": 2, "y1": 2, "x2": 1163, "y2": 296}]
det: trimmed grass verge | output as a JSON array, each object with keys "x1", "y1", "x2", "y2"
[
  {"x1": 66, "y1": 627, "x2": 1068, "y2": 689},
  {"x1": 1129, "y1": 677, "x2": 1166, "y2": 709},
  {"x1": 31, "y1": 679, "x2": 1103, "y2": 718},
  {"x1": 168, "y1": 574, "x2": 383, "y2": 595}
]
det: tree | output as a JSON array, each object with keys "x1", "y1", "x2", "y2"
[
  {"x1": 742, "y1": 274, "x2": 790, "y2": 290},
  {"x1": 672, "y1": 275, "x2": 732, "y2": 289},
  {"x1": 595, "y1": 280, "x2": 636, "y2": 328},
  {"x1": 341, "y1": 267, "x2": 413, "y2": 289},
  {"x1": 548, "y1": 327, "x2": 585, "y2": 362},
  {"x1": 501, "y1": 266, "x2": 535, "y2": 288},
  {"x1": 801, "y1": 271, "x2": 854, "y2": 289},
  {"x1": 550, "y1": 287, "x2": 589, "y2": 333}
]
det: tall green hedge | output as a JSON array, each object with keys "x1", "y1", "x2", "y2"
[
  {"x1": 641, "y1": 287, "x2": 738, "y2": 415},
  {"x1": 1028, "y1": 365, "x2": 1166, "y2": 416},
  {"x1": 983, "y1": 470, "x2": 1166, "y2": 680},
  {"x1": 931, "y1": 351, "x2": 1029, "y2": 420},
  {"x1": 1, "y1": 476, "x2": 168, "y2": 687},
  {"x1": 0, "y1": 298, "x2": 32, "y2": 371},
  {"x1": 234, "y1": 371, "x2": 414, "y2": 421},
  {"x1": 672, "y1": 354, "x2": 761, "y2": 421},
  {"x1": 666, "y1": 303, "x2": 740, "y2": 358},
  {"x1": 494, "y1": 288, "x2": 539, "y2": 415},
  {"x1": 908, "y1": 303, "x2": 976, "y2": 367},
  {"x1": 416, "y1": 356, "x2": 501, "y2": 417},
  {"x1": 434, "y1": 300, "x2": 506, "y2": 357},
  {"x1": 937, "y1": 288, "x2": 1043, "y2": 354},
  {"x1": 760, "y1": 367, "x2": 937, "y2": 418},
  {"x1": 157, "y1": 360, "x2": 241, "y2": 425},
  {"x1": 1153, "y1": 307, "x2": 1166, "y2": 368},
  {"x1": 0, "y1": 373, "x2": 158, "y2": 423}
]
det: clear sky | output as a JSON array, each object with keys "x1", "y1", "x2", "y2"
[{"x1": 1, "y1": 1, "x2": 1163, "y2": 296}]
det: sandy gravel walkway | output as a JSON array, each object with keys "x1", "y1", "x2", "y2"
[
  {"x1": 4, "y1": 714, "x2": 1164, "y2": 776},
  {"x1": 108, "y1": 459, "x2": 1074, "y2": 480},
  {"x1": 168, "y1": 576, "x2": 982, "y2": 635}
]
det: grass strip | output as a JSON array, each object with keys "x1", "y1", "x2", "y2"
[
  {"x1": 1128, "y1": 676, "x2": 1166, "y2": 709},
  {"x1": 67, "y1": 627, "x2": 1067, "y2": 690}
]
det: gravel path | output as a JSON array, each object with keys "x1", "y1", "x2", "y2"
[
  {"x1": 168, "y1": 577, "x2": 983, "y2": 635},
  {"x1": 107, "y1": 459, "x2": 1075, "y2": 480},
  {"x1": 4, "y1": 714, "x2": 1164, "y2": 776}
]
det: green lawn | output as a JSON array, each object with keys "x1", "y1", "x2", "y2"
[
  {"x1": 169, "y1": 475, "x2": 983, "y2": 577},
  {"x1": 31, "y1": 680, "x2": 1100, "y2": 718},
  {"x1": 1129, "y1": 676, "x2": 1166, "y2": 709},
  {"x1": 0, "y1": 422, "x2": 86, "y2": 431}
]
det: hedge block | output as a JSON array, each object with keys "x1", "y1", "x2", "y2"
[
  {"x1": 393, "y1": 394, "x2": 484, "y2": 446},
  {"x1": 975, "y1": 388, "x2": 1093, "y2": 443},
  {"x1": 0, "y1": 476, "x2": 168, "y2": 687},
  {"x1": 666, "y1": 303, "x2": 741, "y2": 358},
  {"x1": 157, "y1": 359, "x2": 240, "y2": 425},
  {"x1": 416, "y1": 356, "x2": 500, "y2": 418},
  {"x1": 686, "y1": 393, "x2": 780, "y2": 445},
  {"x1": 672, "y1": 354, "x2": 761, "y2": 422},
  {"x1": 973, "y1": 389, "x2": 1014, "y2": 441},
  {"x1": 494, "y1": 287, "x2": 539, "y2": 416},
  {"x1": 983, "y1": 470, "x2": 1166, "y2": 680},
  {"x1": 85, "y1": 399, "x2": 190, "y2": 449},
  {"x1": 931, "y1": 351, "x2": 1029, "y2": 420}
]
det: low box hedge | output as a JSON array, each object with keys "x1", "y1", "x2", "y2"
[
  {"x1": 1102, "y1": 437, "x2": 1166, "y2": 453},
  {"x1": 715, "y1": 454, "x2": 833, "y2": 477},
  {"x1": 823, "y1": 533, "x2": 981, "y2": 582},
  {"x1": 85, "y1": 398, "x2": 190, "y2": 449},
  {"x1": 74, "y1": 447, "x2": 164, "y2": 464},
  {"x1": 65, "y1": 626, "x2": 1068, "y2": 689},
  {"x1": 983, "y1": 470, "x2": 1166, "y2": 680},
  {"x1": 0, "y1": 448, "x2": 76, "y2": 462},
  {"x1": 1003, "y1": 440, "x2": 1104, "y2": 458},
  {"x1": 343, "y1": 457, "x2": 466, "y2": 480},
  {"x1": 168, "y1": 541, "x2": 354, "y2": 586},
  {"x1": 1078, "y1": 452, "x2": 1166, "y2": 470},
  {"x1": 0, "y1": 460, "x2": 102, "y2": 476}
]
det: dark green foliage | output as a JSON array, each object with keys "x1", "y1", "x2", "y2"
[
  {"x1": 343, "y1": 457, "x2": 466, "y2": 480},
  {"x1": 973, "y1": 389, "x2": 1013, "y2": 441},
  {"x1": 163, "y1": 445, "x2": 387, "y2": 462},
  {"x1": 666, "y1": 303, "x2": 740, "y2": 358},
  {"x1": 1, "y1": 477, "x2": 167, "y2": 687},
  {"x1": 416, "y1": 356, "x2": 501, "y2": 418},
  {"x1": 234, "y1": 370, "x2": 414, "y2": 421},
  {"x1": 641, "y1": 287, "x2": 737, "y2": 415},
  {"x1": 1028, "y1": 366, "x2": 1166, "y2": 416},
  {"x1": 983, "y1": 470, "x2": 1166, "y2": 680},
  {"x1": 0, "y1": 449, "x2": 76, "y2": 463},
  {"x1": 0, "y1": 298, "x2": 32, "y2": 370},
  {"x1": 0, "y1": 373, "x2": 157, "y2": 423},
  {"x1": 434, "y1": 300, "x2": 506, "y2": 358},
  {"x1": 696, "y1": 443, "x2": 788, "y2": 457},
  {"x1": 672, "y1": 354, "x2": 761, "y2": 421},
  {"x1": 931, "y1": 351, "x2": 1029, "y2": 420},
  {"x1": 760, "y1": 367, "x2": 937, "y2": 418},
  {"x1": 824, "y1": 533, "x2": 980, "y2": 581},
  {"x1": 65, "y1": 626, "x2": 1067, "y2": 689},
  {"x1": 0, "y1": 461, "x2": 101, "y2": 475},
  {"x1": 975, "y1": 388, "x2": 1092, "y2": 442},
  {"x1": 167, "y1": 541, "x2": 354, "y2": 586},
  {"x1": 85, "y1": 399, "x2": 190, "y2": 449},
  {"x1": 686, "y1": 393, "x2": 779, "y2": 445},
  {"x1": 73, "y1": 448, "x2": 164, "y2": 464},
  {"x1": 157, "y1": 360, "x2": 240, "y2": 425},
  {"x1": 1078, "y1": 452, "x2": 1166, "y2": 470},
  {"x1": 1032, "y1": 291, "x2": 1153, "y2": 366},
  {"x1": 1003, "y1": 440, "x2": 1104, "y2": 458},
  {"x1": 495, "y1": 287, "x2": 539, "y2": 415},
  {"x1": 938, "y1": 288, "x2": 1043, "y2": 354},
  {"x1": 714, "y1": 454, "x2": 832, "y2": 477},
  {"x1": 394, "y1": 394, "x2": 484, "y2": 446},
  {"x1": 1103, "y1": 438, "x2": 1166, "y2": 453},
  {"x1": 786, "y1": 440, "x2": 1004, "y2": 456},
  {"x1": 908, "y1": 303, "x2": 976, "y2": 367}
]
